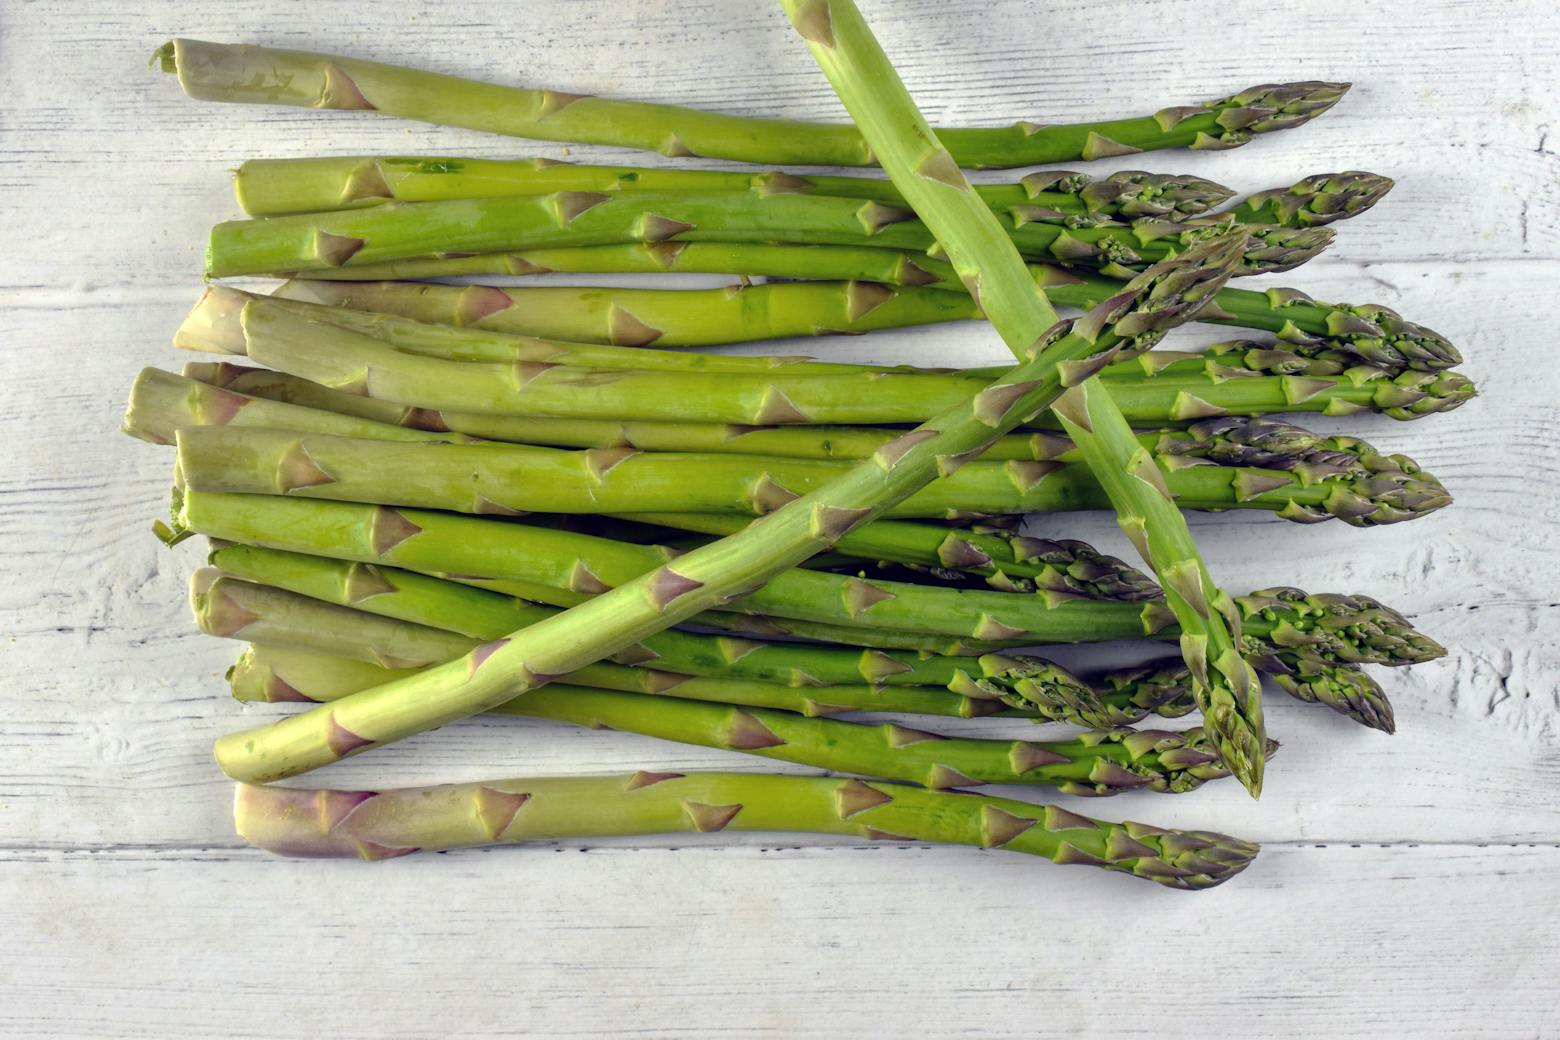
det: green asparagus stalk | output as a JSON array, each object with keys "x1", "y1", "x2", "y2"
[
  {"x1": 172, "y1": 491, "x2": 1445, "y2": 670},
  {"x1": 278, "y1": 275, "x2": 1460, "y2": 372},
  {"x1": 196, "y1": 571, "x2": 1063, "y2": 720},
  {"x1": 204, "y1": 543, "x2": 1098, "y2": 716},
  {"x1": 778, "y1": 0, "x2": 1265, "y2": 793},
  {"x1": 205, "y1": 187, "x2": 1330, "y2": 279},
  {"x1": 173, "y1": 417, "x2": 1451, "y2": 527},
  {"x1": 174, "y1": 361, "x2": 1087, "y2": 462},
  {"x1": 197, "y1": 570, "x2": 1255, "y2": 795},
  {"x1": 209, "y1": 546, "x2": 1394, "y2": 732},
  {"x1": 277, "y1": 278, "x2": 978, "y2": 347},
  {"x1": 157, "y1": 38, "x2": 1342, "y2": 170},
  {"x1": 234, "y1": 771, "x2": 1262, "y2": 888},
  {"x1": 185, "y1": 298, "x2": 1473, "y2": 426},
  {"x1": 184, "y1": 285, "x2": 875, "y2": 375},
  {"x1": 204, "y1": 231, "x2": 1245, "y2": 782},
  {"x1": 233, "y1": 156, "x2": 1233, "y2": 219}
]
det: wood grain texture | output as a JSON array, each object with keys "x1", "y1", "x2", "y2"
[{"x1": 1, "y1": 0, "x2": 1557, "y2": 1036}]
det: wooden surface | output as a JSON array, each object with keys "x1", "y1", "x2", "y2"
[{"x1": 3, "y1": 1, "x2": 1557, "y2": 1035}]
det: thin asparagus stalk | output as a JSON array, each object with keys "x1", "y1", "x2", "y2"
[
  {"x1": 233, "y1": 157, "x2": 1233, "y2": 219},
  {"x1": 233, "y1": 771, "x2": 1262, "y2": 888},
  {"x1": 278, "y1": 275, "x2": 1460, "y2": 371},
  {"x1": 275, "y1": 674, "x2": 1255, "y2": 796},
  {"x1": 186, "y1": 299, "x2": 1473, "y2": 425},
  {"x1": 779, "y1": 0, "x2": 1255, "y2": 790},
  {"x1": 196, "y1": 571, "x2": 1058, "y2": 719},
  {"x1": 173, "y1": 417, "x2": 1452, "y2": 527},
  {"x1": 211, "y1": 547, "x2": 1394, "y2": 732},
  {"x1": 203, "y1": 228, "x2": 1245, "y2": 782},
  {"x1": 204, "y1": 187, "x2": 1330, "y2": 279},
  {"x1": 157, "y1": 38, "x2": 1342, "y2": 170},
  {"x1": 171, "y1": 490, "x2": 1446, "y2": 670},
  {"x1": 204, "y1": 543, "x2": 1098, "y2": 716}
]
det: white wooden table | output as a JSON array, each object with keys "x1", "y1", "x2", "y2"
[{"x1": 4, "y1": 1, "x2": 1557, "y2": 1035}]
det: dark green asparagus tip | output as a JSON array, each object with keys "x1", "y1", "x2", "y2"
[
  {"x1": 1202, "y1": 340, "x2": 1470, "y2": 401},
  {"x1": 950, "y1": 654, "x2": 1108, "y2": 725},
  {"x1": 1269, "y1": 290, "x2": 1462, "y2": 370},
  {"x1": 1241, "y1": 587, "x2": 1446, "y2": 668},
  {"x1": 1237, "y1": 171, "x2": 1394, "y2": 228},
  {"x1": 1015, "y1": 536, "x2": 1162, "y2": 602},
  {"x1": 1094, "y1": 230, "x2": 1252, "y2": 353},
  {"x1": 1157, "y1": 417, "x2": 1451, "y2": 526},
  {"x1": 1254, "y1": 648, "x2": 1396, "y2": 733},
  {"x1": 1118, "y1": 820, "x2": 1261, "y2": 889},
  {"x1": 1072, "y1": 171, "x2": 1236, "y2": 219},
  {"x1": 1088, "y1": 660, "x2": 1197, "y2": 723},
  {"x1": 1239, "y1": 223, "x2": 1334, "y2": 273},
  {"x1": 1059, "y1": 726, "x2": 1270, "y2": 796},
  {"x1": 1211, "y1": 81, "x2": 1351, "y2": 133}
]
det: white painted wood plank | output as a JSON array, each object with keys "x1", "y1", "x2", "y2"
[{"x1": 3, "y1": 845, "x2": 1558, "y2": 1039}]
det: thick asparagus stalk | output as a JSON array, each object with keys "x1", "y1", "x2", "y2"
[
  {"x1": 174, "y1": 417, "x2": 1451, "y2": 527},
  {"x1": 185, "y1": 286, "x2": 875, "y2": 375},
  {"x1": 172, "y1": 491, "x2": 1446, "y2": 670},
  {"x1": 157, "y1": 38, "x2": 1342, "y2": 170},
  {"x1": 233, "y1": 157, "x2": 1233, "y2": 219},
  {"x1": 204, "y1": 232, "x2": 1244, "y2": 782},
  {"x1": 234, "y1": 771, "x2": 1262, "y2": 888},
  {"x1": 279, "y1": 276, "x2": 1459, "y2": 372},
  {"x1": 187, "y1": 300, "x2": 1473, "y2": 426},
  {"x1": 205, "y1": 187, "x2": 1329, "y2": 279},
  {"x1": 209, "y1": 548, "x2": 1394, "y2": 732}
]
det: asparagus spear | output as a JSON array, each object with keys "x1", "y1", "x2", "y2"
[
  {"x1": 184, "y1": 286, "x2": 875, "y2": 375},
  {"x1": 210, "y1": 548, "x2": 1394, "y2": 732},
  {"x1": 278, "y1": 276, "x2": 1459, "y2": 371},
  {"x1": 187, "y1": 300, "x2": 1473, "y2": 426},
  {"x1": 173, "y1": 416, "x2": 1451, "y2": 527},
  {"x1": 204, "y1": 230, "x2": 1245, "y2": 782},
  {"x1": 204, "y1": 187, "x2": 1330, "y2": 279},
  {"x1": 233, "y1": 157, "x2": 1233, "y2": 219},
  {"x1": 156, "y1": 38, "x2": 1342, "y2": 170},
  {"x1": 171, "y1": 491, "x2": 1445, "y2": 670},
  {"x1": 204, "y1": 543, "x2": 1102, "y2": 717},
  {"x1": 171, "y1": 362, "x2": 1088, "y2": 462},
  {"x1": 234, "y1": 771, "x2": 1261, "y2": 888}
]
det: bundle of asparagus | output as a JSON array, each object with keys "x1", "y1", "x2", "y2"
[{"x1": 127, "y1": 3, "x2": 1464, "y2": 889}]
